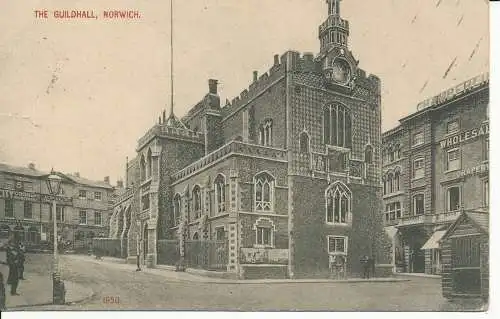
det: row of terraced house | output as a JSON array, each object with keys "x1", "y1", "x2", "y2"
[
  {"x1": 382, "y1": 73, "x2": 489, "y2": 276},
  {"x1": 0, "y1": 162, "x2": 117, "y2": 250}
]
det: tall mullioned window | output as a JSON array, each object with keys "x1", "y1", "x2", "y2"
[
  {"x1": 299, "y1": 132, "x2": 310, "y2": 153},
  {"x1": 5, "y1": 199, "x2": 14, "y2": 218},
  {"x1": 254, "y1": 172, "x2": 274, "y2": 212},
  {"x1": 323, "y1": 103, "x2": 352, "y2": 148},
  {"x1": 24, "y1": 202, "x2": 33, "y2": 219},
  {"x1": 259, "y1": 119, "x2": 273, "y2": 146},
  {"x1": 325, "y1": 182, "x2": 351, "y2": 224},
  {"x1": 192, "y1": 186, "x2": 202, "y2": 219},
  {"x1": 214, "y1": 174, "x2": 226, "y2": 214},
  {"x1": 447, "y1": 186, "x2": 461, "y2": 212},
  {"x1": 173, "y1": 193, "x2": 181, "y2": 225},
  {"x1": 413, "y1": 194, "x2": 424, "y2": 215}
]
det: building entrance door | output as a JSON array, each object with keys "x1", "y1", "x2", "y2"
[{"x1": 412, "y1": 247, "x2": 425, "y2": 273}]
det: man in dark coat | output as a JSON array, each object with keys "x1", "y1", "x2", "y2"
[
  {"x1": 0, "y1": 271, "x2": 6, "y2": 310},
  {"x1": 6, "y1": 235, "x2": 21, "y2": 295},
  {"x1": 360, "y1": 255, "x2": 369, "y2": 279}
]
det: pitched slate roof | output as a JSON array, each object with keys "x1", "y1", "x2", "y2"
[
  {"x1": 441, "y1": 209, "x2": 489, "y2": 241},
  {"x1": 465, "y1": 210, "x2": 489, "y2": 233},
  {"x1": 0, "y1": 162, "x2": 48, "y2": 177},
  {"x1": 62, "y1": 173, "x2": 113, "y2": 190}
]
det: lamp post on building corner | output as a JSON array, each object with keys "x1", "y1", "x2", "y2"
[{"x1": 46, "y1": 169, "x2": 65, "y2": 305}]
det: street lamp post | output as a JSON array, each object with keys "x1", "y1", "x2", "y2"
[
  {"x1": 46, "y1": 170, "x2": 65, "y2": 305},
  {"x1": 136, "y1": 221, "x2": 141, "y2": 271}
]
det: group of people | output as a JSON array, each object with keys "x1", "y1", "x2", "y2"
[{"x1": 0, "y1": 234, "x2": 26, "y2": 309}]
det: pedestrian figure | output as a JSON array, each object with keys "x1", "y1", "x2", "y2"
[
  {"x1": 18, "y1": 242, "x2": 26, "y2": 280},
  {"x1": 0, "y1": 271, "x2": 6, "y2": 310},
  {"x1": 6, "y1": 234, "x2": 21, "y2": 296},
  {"x1": 360, "y1": 255, "x2": 369, "y2": 279},
  {"x1": 368, "y1": 255, "x2": 376, "y2": 278}
]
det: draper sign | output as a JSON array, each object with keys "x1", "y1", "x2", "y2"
[
  {"x1": 440, "y1": 122, "x2": 489, "y2": 149},
  {"x1": 417, "y1": 73, "x2": 489, "y2": 111}
]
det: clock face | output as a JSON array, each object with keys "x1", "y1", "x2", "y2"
[{"x1": 331, "y1": 59, "x2": 351, "y2": 84}]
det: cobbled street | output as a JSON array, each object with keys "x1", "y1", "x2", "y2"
[{"x1": 5, "y1": 253, "x2": 486, "y2": 311}]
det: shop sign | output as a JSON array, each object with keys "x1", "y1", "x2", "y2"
[
  {"x1": 0, "y1": 189, "x2": 39, "y2": 202},
  {"x1": 417, "y1": 73, "x2": 489, "y2": 111},
  {"x1": 40, "y1": 194, "x2": 73, "y2": 204},
  {"x1": 440, "y1": 122, "x2": 489, "y2": 149},
  {"x1": 459, "y1": 163, "x2": 489, "y2": 178}
]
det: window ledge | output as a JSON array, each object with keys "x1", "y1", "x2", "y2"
[
  {"x1": 383, "y1": 191, "x2": 405, "y2": 199},
  {"x1": 253, "y1": 244, "x2": 274, "y2": 249},
  {"x1": 325, "y1": 222, "x2": 350, "y2": 226},
  {"x1": 444, "y1": 168, "x2": 460, "y2": 174},
  {"x1": 328, "y1": 252, "x2": 347, "y2": 256},
  {"x1": 411, "y1": 177, "x2": 425, "y2": 182}
]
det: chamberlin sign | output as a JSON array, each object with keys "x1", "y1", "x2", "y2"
[
  {"x1": 440, "y1": 122, "x2": 489, "y2": 149},
  {"x1": 459, "y1": 163, "x2": 488, "y2": 178},
  {"x1": 417, "y1": 73, "x2": 489, "y2": 111}
]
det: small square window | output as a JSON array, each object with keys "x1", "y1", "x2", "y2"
[
  {"x1": 447, "y1": 148, "x2": 461, "y2": 171},
  {"x1": 447, "y1": 120, "x2": 460, "y2": 134},
  {"x1": 94, "y1": 192, "x2": 102, "y2": 201},
  {"x1": 413, "y1": 132, "x2": 424, "y2": 146},
  {"x1": 413, "y1": 158, "x2": 425, "y2": 179},
  {"x1": 328, "y1": 236, "x2": 348, "y2": 254},
  {"x1": 79, "y1": 190, "x2": 87, "y2": 199}
]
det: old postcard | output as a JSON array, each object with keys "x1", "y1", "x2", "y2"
[{"x1": 0, "y1": 0, "x2": 491, "y2": 312}]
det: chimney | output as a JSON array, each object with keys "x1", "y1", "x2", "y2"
[
  {"x1": 253, "y1": 71, "x2": 258, "y2": 82},
  {"x1": 28, "y1": 163, "x2": 35, "y2": 170},
  {"x1": 116, "y1": 180, "x2": 124, "y2": 188},
  {"x1": 74, "y1": 172, "x2": 80, "y2": 177},
  {"x1": 274, "y1": 54, "x2": 279, "y2": 65},
  {"x1": 208, "y1": 79, "x2": 218, "y2": 94},
  {"x1": 104, "y1": 176, "x2": 110, "y2": 184},
  {"x1": 162, "y1": 110, "x2": 166, "y2": 123}
]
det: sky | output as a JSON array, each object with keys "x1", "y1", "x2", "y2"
[{"x1": 0, "y1": 0, "x2": 489, "y2": 184}]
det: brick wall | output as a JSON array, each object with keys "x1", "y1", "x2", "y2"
[{"x1": 289, "y1": 175, "x2": 389, "y2": 278}]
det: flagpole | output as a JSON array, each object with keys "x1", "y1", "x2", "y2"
[{"x1": 169, "y1": 0, "x2": 174, "y2": 118}]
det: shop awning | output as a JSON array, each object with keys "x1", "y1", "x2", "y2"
[{"x1": 421, "y1": 230, "x2": 447, "y2": 250}]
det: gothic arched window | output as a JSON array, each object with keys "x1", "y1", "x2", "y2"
[
  {"x1": 254, "y1": 172, "x2": 274, "y2": 212},
  {"x1": 146, "y1": 148, "x2": 152, "y2": 179},
  {"x1": 394, "y1": 171, "x2": 400, "y2": 192},
  {"x1": 259, "y1": 119, "x2": 273, "y2": 146},
  {"x1": 365, "y1": 145, "x2": 373, "y2": 164},
  {"x1": 214, "y1": 174, "x2": 226, "y2": 214},
  {"x1": 325, "y1": 182, "x2": 352, "y2": 224},
  {"x1": 192, "y1": 186, "x2": 202, "y2": 219},
  {"x1": 173, "y1": 193, "x2": 181, "y2": 225},
  {"x1": 323, "y1": 103, "x2": 352, "y2": 148},
  {"x1": 140, "y1": 155, "x2": 146, "y2": 182},
  {"x1": 387, "y1": 173, "x2": 394, "y2": 194},
  {"x1": 299, "y1": 132, "x2": 310, "y2": 153}
]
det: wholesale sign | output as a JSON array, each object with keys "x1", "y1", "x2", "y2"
[{"x1": 440, "y1": 122, "x2": 489, "y2": 149}]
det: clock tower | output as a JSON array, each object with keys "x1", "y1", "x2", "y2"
[{"x1": 318, "y1": 0, "x2": 357, "y2": 90}]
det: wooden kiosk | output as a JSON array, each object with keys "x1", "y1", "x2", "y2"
[{"x1": 440, "y1": 210, "x2": 488, "y2": 301}]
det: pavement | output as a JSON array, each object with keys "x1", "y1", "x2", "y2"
[
  {"x1": 0, "y1": 271, "x2": 94, "y2": 310},
  {"x1": 64, "y1": 254, "x2": 411, "y2": 284},
  {"x1": 0, "y1": 265, "x2": 94, "y2": 310}
]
